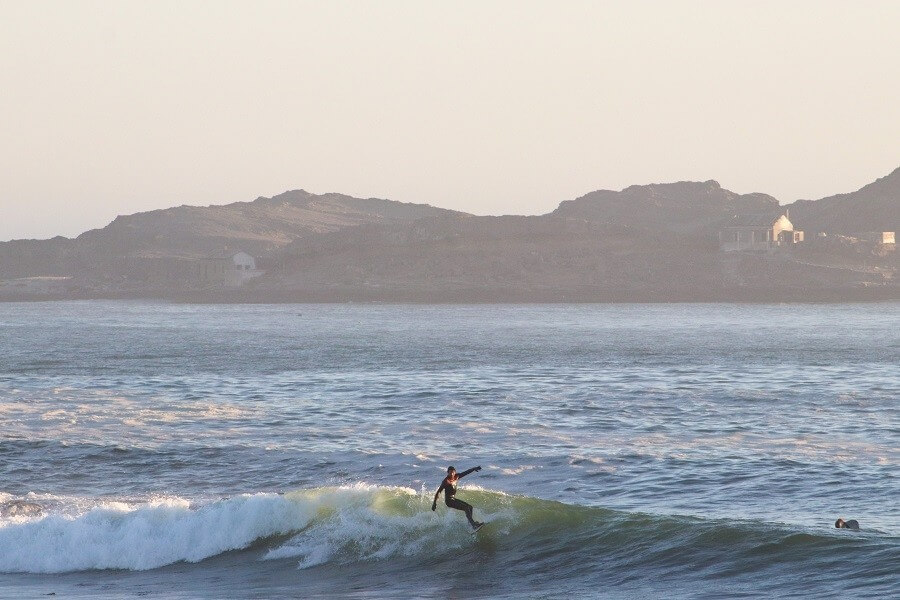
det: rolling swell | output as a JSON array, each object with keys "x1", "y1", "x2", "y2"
[{"x1": 1, "y1": 485, "x2": 895, "y2": 595}]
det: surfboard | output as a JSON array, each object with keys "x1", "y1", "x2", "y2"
[{"x1": 473, "y1": 522, "x2": 487, "y2": 533}]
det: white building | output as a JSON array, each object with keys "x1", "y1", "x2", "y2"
[
  {"x1": 719, "y1": 213, "x2": 803, "y2": 252},
  {"x1": 230, "y1": 251, "x2": 257, "y2": 271},
  {"x1": 197, "y1": 251, "x2": 262, "y2": 286}
]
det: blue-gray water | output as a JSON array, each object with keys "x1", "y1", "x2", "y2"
[{"x1": 0, "y1": 302, "x2": 897, "y2": 599}]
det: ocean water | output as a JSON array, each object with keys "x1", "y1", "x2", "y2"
[{"x1": 0, "y1": 301, "x2": 897, "y2": 599}]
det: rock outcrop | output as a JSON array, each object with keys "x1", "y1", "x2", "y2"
[
  {"x1": 551, "y1": 180, "x2": 779, "y2": 234},
  {"x1": 786, "y1": 167, "x2": 900, "y2": 235}
]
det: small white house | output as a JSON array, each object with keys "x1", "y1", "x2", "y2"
[
  {"x1": 231, "y1": 251, "x2": 256, "y2": 271},
  {"x1": 197, "y1": 251, "x2": 262, "y2": 286},
  {"x1": 719, "y1": 213, "x2": 803, "y2": 252}
]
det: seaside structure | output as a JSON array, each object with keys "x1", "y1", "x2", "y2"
[
  {"x1": 718, "y1": 213, "x2": 803, "y2": 252},
  {"x1": 855, "y1": 231, "x2": 895, "y2": 245},
  {"x1": 122, "y1": 251, "x2": 262, "y2": 287},
  {"x1": 197, "y1": 251, "x2": 262, "y2": 286}
]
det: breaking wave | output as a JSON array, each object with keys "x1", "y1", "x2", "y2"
[{"x1": 1, "y1": 484, "x2": 896, "y2": 588}]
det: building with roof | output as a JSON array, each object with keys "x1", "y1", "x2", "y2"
[
  {"x1": 196, "y1": 251, "x2": 262, "y2": 286},
  {"x1": 718, "y1": 213, "x2": 803, "y2": 252}
]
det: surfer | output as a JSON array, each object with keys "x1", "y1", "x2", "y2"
[
  {"x1": 432, "y1": 465, "x2": 484, "y2": 530},
  {"x1": 835, "y1": 518, "x2": 860, "y2": 530}
]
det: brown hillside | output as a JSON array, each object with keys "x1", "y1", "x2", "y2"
[
  {"x1": 0, "y1": 191, "x2": 460, "y2": 278},
  {"x1": 786, "y1": 167, "x2": 900, "y2": 235},
  {"x1": 264, "y1": 214, "x2": 722, "y2": 297},
  {"x1": 551, "y1": 180, "x2": 779, "y2": 234},
  {"x1": 253, "y1": 213, "x2": 891, "y2": 301}
]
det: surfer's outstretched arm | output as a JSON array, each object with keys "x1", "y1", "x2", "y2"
[
  {"x1": 457, "y1": 466, "x2": 482, "y2": 479},
  {"x1": 431, "y1": 481, "x2": 445, "y2": 511}
]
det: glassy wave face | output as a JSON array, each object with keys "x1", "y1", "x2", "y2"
[{"x1": 0, "y1": 302, "x2": 897, "y2": 598}]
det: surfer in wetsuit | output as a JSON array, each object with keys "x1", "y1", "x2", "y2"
[
  {"x1": 432, "y1": 465, "x2": 483, "y2": 529},
  {"x1": 835, "y1": 518, "x2": 860, "y2": 530}
]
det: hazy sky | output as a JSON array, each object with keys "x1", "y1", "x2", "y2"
[{"x1": 1, "y1": 1, "x2": 898, "y2": 241}]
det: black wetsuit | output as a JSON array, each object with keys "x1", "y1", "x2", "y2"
[{"x1": 438, "y1": 468, "x2": 478, "y2": 525}]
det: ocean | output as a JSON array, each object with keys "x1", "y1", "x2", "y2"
[{"x1": 0, "y1": 301, "x2": 897, "y2": 599}]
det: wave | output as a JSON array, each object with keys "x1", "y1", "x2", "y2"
[
  {"x1": 0, "y1": 492, "x2": 312, "y2": 573},
  {"x1": 0, "y1": 485, "x2": 895, "y2": 580}
]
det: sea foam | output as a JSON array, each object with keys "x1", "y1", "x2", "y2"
[
  {"x1": 0, "y1": 493, "x2": 313, "y2": 573},
  {"x1": 0, "y1": 485, "x2": 457, "y2": 574}
]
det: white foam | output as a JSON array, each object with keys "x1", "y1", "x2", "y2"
[
  {"x1": 0, "y1": 493, "x2": 314, "y2": 573},
  {"x1": 265, "y1": 487, "x2": 476, "y2": 568},
  {"x1": 0, "y1": 485, "x2": 514, "y2": 574},
  {"x1": 498, "y1": 465, "x2": 537, "y2": 476}
]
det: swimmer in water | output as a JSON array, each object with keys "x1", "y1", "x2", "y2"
[
  {"x1": 835, "y1": 518, "x2": 860, "y2": 530},
  {"x1": 432, "y1": 465, "x2": 483, "y2": 529}
]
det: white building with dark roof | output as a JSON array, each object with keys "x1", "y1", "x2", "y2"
[{"x1": 719, "y1": 213, "x2": 803, "y2": 252}]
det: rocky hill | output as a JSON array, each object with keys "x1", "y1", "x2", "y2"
[
  {"x1": 0, "y1": 169, "x2": 896, "y2": 301},
  {"x1": 550, "y1": 180, "x2": 779, "y2": 234},
  {"x1": 785, "y1": 167, "x2": 900, "y2": 235},
  {"x1": 0, "y1": 190, "x2": 460, "y2": 279},
  {"x1": 256, "y1": 214, "x2": 720, "y2": 300},
  {"x1": 245, "y1": 212, "x2": 892, "y2": 302},
  {"x1": 82, "y1": 189, "x2": 461, "y2": 257}
]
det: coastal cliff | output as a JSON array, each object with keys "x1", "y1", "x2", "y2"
[{"x1": 1, "y1": 171, "x2": 896, "y2": 302}]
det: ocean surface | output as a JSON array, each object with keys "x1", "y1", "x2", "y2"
[{"x1": 0, "y1": 301, "x2": 897, "y2": 599}]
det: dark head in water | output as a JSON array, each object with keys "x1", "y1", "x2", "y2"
[
  {"x1": 835, "y1": 518, "x2": 859, "y2": 530},
  {"x1": 447, "y1": 466, "x2": 456, "y2": 475}
]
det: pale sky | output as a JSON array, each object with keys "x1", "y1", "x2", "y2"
[{"x1": 1, "y1": 0, "x2": 898, "y2": 241}]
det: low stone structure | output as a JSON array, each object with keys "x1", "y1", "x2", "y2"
[{"x1": 856, "y1": 231, "x2": 895, "y2": 245}]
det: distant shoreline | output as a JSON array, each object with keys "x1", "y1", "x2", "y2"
[{"x1": 1, "y1": 286, "x2": 897, "y2": 304}]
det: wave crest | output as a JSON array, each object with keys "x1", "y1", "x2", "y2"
[
  {"x1": 0, "y1": 493, "x2": 312, "y2": 573},
  {"x1": 1, "y1": 485, "x2": 889, "y2": 576}
]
